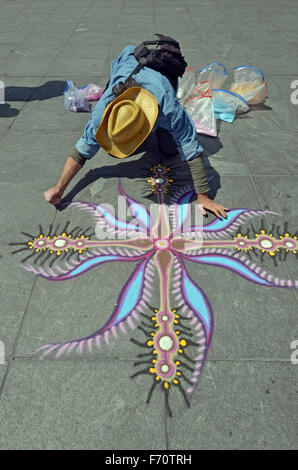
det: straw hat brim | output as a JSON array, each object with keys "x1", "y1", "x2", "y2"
[{"x1": 96, "y1": 87, "x2": 158, "y2": 159}]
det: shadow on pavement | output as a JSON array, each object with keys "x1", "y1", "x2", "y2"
[
  {"x1": 0, "y1": 103, "x2": 19, "y2": 117},
  {"x1": 0, "y1": 80, "x2": 65, "y2": 117},
  {"x1": 57, "y1": 132, "x2": 222, "y2": 210}
]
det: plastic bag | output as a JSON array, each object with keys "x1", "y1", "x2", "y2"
[
  {"x1": 177, "y1": 67, "x2": 197, "y2": 104},
  {"x1": 185, "y1": 96, "x2": 217, "y2": 136},
  {"x1": 64, "y1": 80, "x2": 91, "y2": 112},
  {"x1": 197, "y1": 63, "x2": 228, "y2": 89},
  {"x1": 230, "y1": 81, "x2": 267, "y2": 105},
  {"x1": 193, "y1": 81, "x2": 211, "y2": 98},
  {"x1": 211, "y1": 89, "x2": 249, "y2": 123},
  {"x1": 184, "y1": 81, "x2": 217, "y2": 136},
  {"x1": 78, "y1": 83, "x2": 104, "y2": 101},
  {"x1": 230, "y1": 66, "x2": 268, "y2": 105},
  {"x1": 233, "y1": 65, "x2": 264, "y2": 83}
]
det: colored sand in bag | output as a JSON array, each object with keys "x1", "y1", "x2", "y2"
[
  {"x1": 78, "y1": 83, "x2": 104, "y2": 101},
  {"x1": 230, "y1": 66, "x2": 268, "y2": 105},
  {"x1": 212, "y1": 89, "x2": 249, "y2": 123},
  {"x1": 64, "y1": 80, "x2": 91, "y2": 112},
  {"x1": 185, "y1": 92, "x2": 217, "y2": 137},
  {"x1": 63, "y1": 80, "x2": 104, "y2": 112},
  {"x1": 230, "y1": 81, "x2": 267, "y2": 104}
]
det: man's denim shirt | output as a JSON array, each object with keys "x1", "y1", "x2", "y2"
[{"x1": 75, "y1": 45, "x2": 204, "y2": 162}]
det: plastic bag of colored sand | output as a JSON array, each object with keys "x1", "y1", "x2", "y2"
[
  {"x1": 78, "y1": 83, "x2": 104, "y2": 101},
  {"x1": 230, "y1": 66, "x2": 268, "y2": 104},
  {"x1": 63, "y1": 80, "x2": 91, "y2": 112}
]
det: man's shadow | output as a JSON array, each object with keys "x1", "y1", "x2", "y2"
[
  {"x1": 0, "y1": 80, "x2": 66, "y2": 118},
  {"x1": 58, "y1": 131, "x2": 223, "y2": 209}
]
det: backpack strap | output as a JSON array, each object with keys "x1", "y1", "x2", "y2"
[
  {"x1": 143, "y1": 37, "x2": 179, "y2": 46},
  {"x1": 126, "y1": 63, "x2": 144, "y2": 82},
  {"x1": 134, "y1": 46, "x2": 150, "y2": 61}
]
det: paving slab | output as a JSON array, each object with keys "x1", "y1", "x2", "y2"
[
  {"x1": 183, "y1": 174, "x2": 298, "y2": 360},
  {"x1": 0, "y1": 366, "x2": 8, "y2": 392},
  {"x1": 166, "y1": 361, "x2": 298, "y2": 450},
  {"x1": 0, "y1": 359, "x2": 166, "y2": 450},
  {"x1": 0, "y1": 285, "x2": 32, "y2": 358},
  {"x1": 234, "y1": 131, "x2": 298, "y2": 176},
  {"x1": 0, "y1": 77, "x2": 44, "y2": 133},
  {"x1": 9, "y1": 80, "x2": 104, "y2": 132}
]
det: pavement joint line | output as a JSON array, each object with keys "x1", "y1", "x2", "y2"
[
  {"x1": 233, "y1": 137, "x2": 298, "y2": 303},
  {"x1": 0, "y1": 207, "x2": 58, "y2": 400},
  {"x1": 0, "y1": 5, "x2": 64, "y2": 66},
  {"x1": 0, "y1": 277, "x2": 37, "y2": 399},
  {"x1": 40, "y1": 0, "x2": 108, "y2": 81},
  {"x1": 102, "y1": 0, "x2": 126, "y2": 73},
  {"x1": 0, "y1": 283, "x2": 32, "y2": 291},
  {"x1": 210, "y1": 130, "x2": 296, "y2": 303},
  {"x1": 232, "y1": 135, "x2": 274, "y2": 230},
  {"x1": 0, "y1": 4, "x2": 32, "y2": 35},
  {"x1": 0, "y1": 75, "x2": 106, "y2": 78},
  {"x1": 270, "y1": 72, "x2": 298, "y2": 76},
  {"x1": 164, "y1": 395, "x2": 169, "y2": 450},
  {"x1": 0, "y1": 5, "x2": 62, "y2": 137},
  {"x1": 230, "y1": 139, "x2": 298, "y2": 304},
  {"x1": 277, "y1": 35, "x2": 298, "y2": 60},
  {"x1": 184, "y1": 1, "x2": 246, "y2": 42},
  {"x1": 7, "y1": 356, "x2": 296, "y2": 364}
]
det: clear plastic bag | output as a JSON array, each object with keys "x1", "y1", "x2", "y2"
[
  {"x1": 179, "y1": 63, "x2": 266, "y2": 127},
  {"x1": 177, "y1": 67, "x2": 197, "y2": 104},
  {"x1": 185, "y1": 82, "x2": 217, "y2": 136},
  {"x1": 78, "y1": 83, "x2": 104, "y2": 101},
  {"x1": 63, "y1": 80, "x2": 91, "y2": 112},
  {"x1": 233, "y1": 65, "x2": 264, "y2": 83},
  {"x1": 230, "y1": 66, "x2": 268, "y2": 105},
  {"x1": 211, "y1": 89, "x2": 249, "y2": 123},
  {"x1": 197, "y1": 63, "x2": 228, "y2": 89}
]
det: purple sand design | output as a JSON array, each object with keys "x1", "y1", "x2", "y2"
[{"x1": 11, "y1": 164, "x2": 298, "y2": 416}]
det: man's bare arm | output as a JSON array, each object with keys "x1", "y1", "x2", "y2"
[{"x1": 44, "y1": 156, "x2": 84, "y2": 205}]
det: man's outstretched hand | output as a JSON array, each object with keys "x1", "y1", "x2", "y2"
[
  {"x1": 43, "y1": 156, "x2": 84, "y2": 206},
  {"x1": 198, "y1": 193, "x2": 229, "y2": 219},
  {"x1": 44, "y1": 185, "x2": 64, "y2": 205}
]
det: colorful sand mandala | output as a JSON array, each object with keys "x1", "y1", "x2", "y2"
[{"x1": 11, "y1": 165, "x2": 298, "y2": 416}]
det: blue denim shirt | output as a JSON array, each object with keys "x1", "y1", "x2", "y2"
[{"x1": 75, "y1": 45, "x2": 204, "y2": 161}]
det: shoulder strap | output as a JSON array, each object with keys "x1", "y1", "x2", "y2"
[
  {"x1": 134, "y1": 46, "x2": 150, "y2": 61},
  {"x1": 126, "y1": 63, "x2": 144, "y2": 82}
]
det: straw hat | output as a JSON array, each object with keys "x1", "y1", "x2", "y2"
[{"x1": 96, "y1": 87, "x2": 158, "y2": 158}]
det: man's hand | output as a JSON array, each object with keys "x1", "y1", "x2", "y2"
[
  {"x1": 198, "y1": 193, "x2": 229, "y2": 219},
  {"x1": 44, "y1": 185, "x2": 64, "y2": 205},
  {"x1": 43, "y1": 156, "x2": 83, "y2": 206}
]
